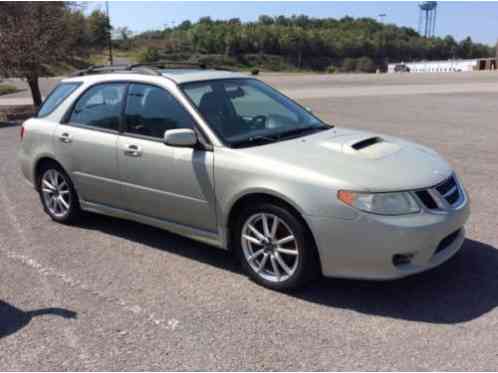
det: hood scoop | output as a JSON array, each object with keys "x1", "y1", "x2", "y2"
[
  {"x1": 351, "y1": 136, "x2": 383, "y2": 150},
  {"x1": 342, "y1": 135, "x2": 402, "y2": 159}
]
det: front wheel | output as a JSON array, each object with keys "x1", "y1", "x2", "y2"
[{"x1": 234, "y1": 203, "x2": 319, "y2": 291}]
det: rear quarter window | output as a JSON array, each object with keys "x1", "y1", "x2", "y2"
[{"x1": 37, "y1": 82, "x2": 81, "y2": 118}]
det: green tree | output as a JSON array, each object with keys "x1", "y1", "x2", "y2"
[
  {"x1": 131, "y1": 13, "x2": 494, "y2": 72},
  {"x1": 87, "y1": 9, "x2": 111, "y2": 48}
]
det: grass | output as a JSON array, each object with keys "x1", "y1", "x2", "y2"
[{"x1": 0, "y1": 84, "x2": 18, "y2": 96}]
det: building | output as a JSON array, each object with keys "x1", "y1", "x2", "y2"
[{"x1": 388, "y1": 58, "x2": 497, "y2": 73}]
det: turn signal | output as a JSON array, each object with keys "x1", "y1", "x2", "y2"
[{"x1": 337, "y1": 190, "x2": 356, "y2": 206}]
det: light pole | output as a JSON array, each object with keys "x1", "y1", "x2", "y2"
[{"x1": 105, "y1": 1, "x2": 113, "y2": 65}]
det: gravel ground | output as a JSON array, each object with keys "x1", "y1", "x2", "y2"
[{"x1": 1, "y1": 72, "x2": 498, "y2": 370}]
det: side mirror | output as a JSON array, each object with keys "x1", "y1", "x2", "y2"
[{"x1": 164, "y1": 128, "x2": 197, "y2": 147}]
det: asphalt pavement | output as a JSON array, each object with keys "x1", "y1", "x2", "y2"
[{"x1": 1, "y1": 72, "x2": 498, "y2": 370}]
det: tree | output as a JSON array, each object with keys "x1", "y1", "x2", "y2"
[
  {"x1": 87, "y1": 9, "x2": 111, "y2": 48},
  {"x1": 458, "y1": 37, "x2": 474, "y2": 59},
  {"x1": 132, "y1": 13, "x2": 494, "y2": 72},
  {"x1": 115, "y1": 26, "x2": 133, "y2": 50},
  {"x1": 496, "y1": 40, "x2": 498, "y2": 65},
  {"x1": 258, "y1": 15, "x2": 274, "y2": 26},
  {"x1": 63, "y1": 8, "x2": 91, "y2": 55},
  {"x1": 0, "y1": 2, "x2": 74, "y2": 106}
]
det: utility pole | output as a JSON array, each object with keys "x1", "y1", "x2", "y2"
[{"x1": 105, "y1": 1, "x2": 113, "y2": 65}]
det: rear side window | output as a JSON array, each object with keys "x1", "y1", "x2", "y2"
[
  {"x1": 37, "y1": 82, "x2": 81, "y2": 117},
  {"x1": 69, "y1": 83, "x2": 126, "y2": 131}
]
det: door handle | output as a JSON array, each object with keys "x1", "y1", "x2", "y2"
[
  {"x1": 58, "y1": 132, "x2": 72, "y2": 143},
  {"x1": 123, "y1": 144, "x2": 142, "y2": 157}
]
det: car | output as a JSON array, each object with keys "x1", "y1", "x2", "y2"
[
  {"x1": 18, "y1": 64, "x2": 470, "y2": 290},
  {"x1": 394, "y1": 64, "x2": 410, "y2": 73}
]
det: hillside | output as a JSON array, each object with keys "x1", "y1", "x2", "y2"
[{"x1": 125, "y1": 14, "x2": 495, "y2": 72}]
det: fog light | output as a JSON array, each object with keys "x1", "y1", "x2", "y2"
[{"x1": 392, "y1": 253, "x2": 415, "y2": 266}]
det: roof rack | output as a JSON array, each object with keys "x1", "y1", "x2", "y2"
[
  {"x1": 70, "y1": 64, "x2": 161, "y2": 77},
  {"x1": 71, "y1": 61, "x2": 236, "y2": 77}
]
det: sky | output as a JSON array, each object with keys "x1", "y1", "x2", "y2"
[{"x1": 86, "y1": 1, "x2": 498, "y2": 45}]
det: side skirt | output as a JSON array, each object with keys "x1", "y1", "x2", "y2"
[{"x1": 80, "y1": 200, "x2": 226, "y2": 249}]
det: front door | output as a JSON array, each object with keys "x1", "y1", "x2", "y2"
[{"x1": 116, "y1": 83, "x2": 217, "y2": 232}]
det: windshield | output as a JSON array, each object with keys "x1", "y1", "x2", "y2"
[{"x1": 181, "y1": 78, "x2": 331, "y2": 147}]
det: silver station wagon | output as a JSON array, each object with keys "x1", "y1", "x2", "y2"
[{"x1": 18, "y1": 64, "x2": 470, "y2": 290}]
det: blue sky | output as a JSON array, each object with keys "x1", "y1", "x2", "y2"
[{"x1": 87, "y1": 1, "x2": 498, "y2": 45}]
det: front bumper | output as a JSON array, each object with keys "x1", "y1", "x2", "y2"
[{"x1": 306, "y1": 189, "x2": 470, "y2": 280}]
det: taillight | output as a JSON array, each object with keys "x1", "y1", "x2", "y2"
[{"x1": 20, "y1": 125, "x2": 25, "y2": 140}]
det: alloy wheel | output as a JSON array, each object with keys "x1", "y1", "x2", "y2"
[
  {"x1": 41, "y1": 169, "x2": 72, "y2": 218},
  {"x1": 241, "y1": 213, "x2": 299, "y2": 283}
]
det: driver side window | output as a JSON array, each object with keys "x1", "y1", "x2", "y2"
[{"x1": 124, "y1": 83, "x2": 196, "y2": 139}]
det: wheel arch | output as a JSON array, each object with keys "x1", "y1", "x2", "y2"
[
  {"x1": 33, "y1": 156, "x2": 68, "y2": 191},
  {"x1": 224, "y1": 191, "x2": 322, "y2": 273}
]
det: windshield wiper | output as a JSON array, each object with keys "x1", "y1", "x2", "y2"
[
  {"x1": 231, "y1": 135, "x2": 279, "y2": 148},
  {"x1": 278, "y1": 126, "x2": 330, "y2": 140}
]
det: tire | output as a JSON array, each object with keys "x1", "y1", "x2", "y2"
[
  {"x1": 233, "y1": 202, "x2": 320, "y2": 291},
  {"x1": 38, "y1": 163, "x2": 81, "y2": 224}
]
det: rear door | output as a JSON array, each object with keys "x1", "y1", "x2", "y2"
[
  {"x1": 116, "y1": 82, "x2": 217, "y2": 232},
  {"x1": 54, "y1": 82, "x2": 127, "y2": 208}
]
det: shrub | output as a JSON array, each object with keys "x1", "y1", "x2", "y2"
[
  {"x1": 326, "y1": 65, "x2": 337, "y2": 74},
  {"x1": 0, "y1": 84, "x2": 18, "y2": 96},
  {"x1": 137, "y1": 47, "x2": 160, "y2": 63},
  {"x1": 341, "y1": 58, "x2": 357, "y2": 72},
  {"x1": 355, "y1": 56, "x2": 376, "y2": 73}
]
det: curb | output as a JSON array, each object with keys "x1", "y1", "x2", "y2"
[{"x1": 0, "y1": 121, "x2": 20, "y2": 128}]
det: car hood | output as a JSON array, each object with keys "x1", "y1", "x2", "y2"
[{"x1": 240, "y1": 127, "x2": 452, "y2": 192}]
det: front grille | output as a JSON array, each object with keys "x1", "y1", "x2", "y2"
[
  {"x1": 436, "y1": 176, "x2": 460, "y2": 206},
  {"x1": 415, "y1": 175, "x2": 462, "y2": 210},
  {"x1": 415, "y1": 190, "x2": 438, "y2": 209},
  {"x1": 435, "y1": 229, "x2": 461, "y2": 254},
  {"x1": 446, "y1": 188, "x2": 460, "y2": 204},
  {"x1": 436, "y1": 176, "x2": 456, "y2": 195}
]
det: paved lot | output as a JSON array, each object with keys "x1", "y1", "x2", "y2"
[{"x1": 1, "y1": 72, "x2": 498, "y2": 370}]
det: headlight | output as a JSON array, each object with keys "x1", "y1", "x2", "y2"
[{"x1": 338, "y1": 190, "x2": 420, "y2": 215}]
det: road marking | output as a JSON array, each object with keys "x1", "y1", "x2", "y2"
[
  {"x1": 0, "y1": 246, "x2": 180, "y2": 332},
  {"x1": 0, "y1": 170, "x2": 180, "y2": 335}
]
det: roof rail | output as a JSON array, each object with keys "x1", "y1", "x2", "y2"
[
  {"x1": 70, "y1": 61, "x2": 236, "y2": 77},
  {"x1": 71, "y1": 64, "x2": 162, "y2": 77},
  {"x1": 127, "y1": 61, "x2": 235, "y2": 72}
]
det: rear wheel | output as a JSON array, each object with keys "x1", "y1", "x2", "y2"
[
  {"x1": 38, "y1": 164, "x2": 81, "y2": 224},
  {"x1": 234, "y1": 202, "x2": 319, "y2": 291}
]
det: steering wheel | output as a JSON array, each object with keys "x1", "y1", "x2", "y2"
[{"x1": 249, "y1": 115, "x2": 267, "y2": 129}]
